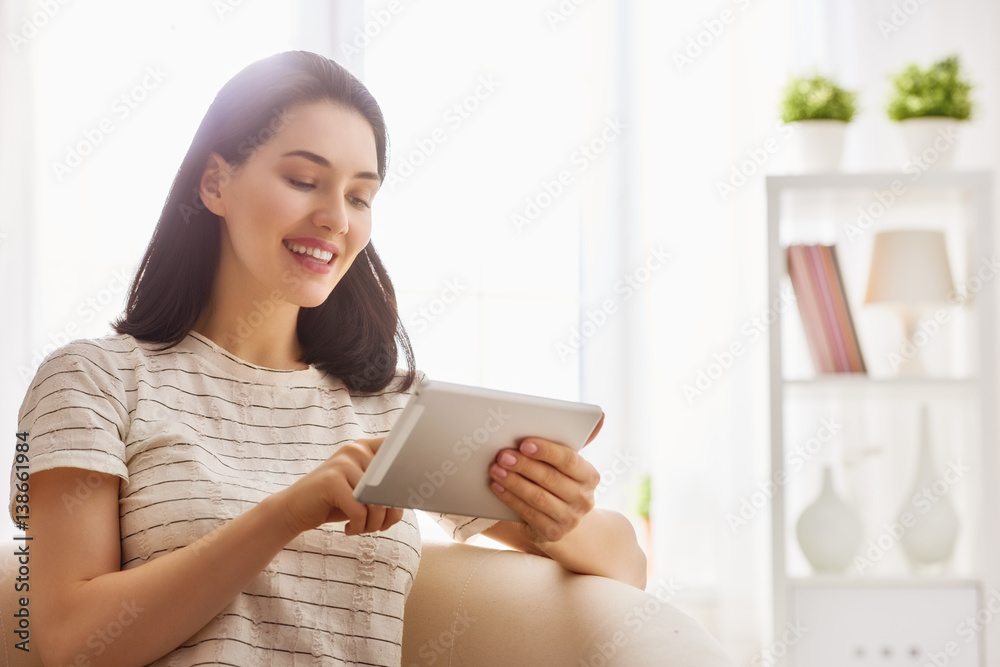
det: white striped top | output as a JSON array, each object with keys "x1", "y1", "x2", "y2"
[{"x1": 10, "y1": 332, "x2": 496, "y2": 666}]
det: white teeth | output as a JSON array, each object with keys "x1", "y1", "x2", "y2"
[{"x1": 285, "y1": 241, "x2": 334, "y2": 263}]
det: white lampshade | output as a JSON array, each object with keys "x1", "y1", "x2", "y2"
[{"x1": 864, "y1": 230, "x2": 955, "y2": 305}]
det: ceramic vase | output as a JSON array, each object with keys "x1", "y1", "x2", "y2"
[
  {"x1": 898, "y1": 406, "x2": 960, "y2": 567},
  {"x1": 796, "y1": 466, "x2": 863, "y2": 573}
]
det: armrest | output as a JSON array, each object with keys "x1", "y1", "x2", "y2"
[{"x1": 403, "y1": 541, "x2": 736, "y2": 666}]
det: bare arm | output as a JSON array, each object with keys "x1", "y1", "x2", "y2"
[
  {"x1": 29, "y1": 438, "x2": 398, "y2": 667},
  {"x1": 483, "y1": 509, "x2": 647, "y2": 588}
]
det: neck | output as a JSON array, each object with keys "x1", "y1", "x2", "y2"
[{"x1": 193, "y1": 262, "x2": 307, "y2": 371}]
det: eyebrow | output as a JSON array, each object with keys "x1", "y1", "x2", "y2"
[{"x1": 281, "y1": 149, "x2": 381, "y2": 181}]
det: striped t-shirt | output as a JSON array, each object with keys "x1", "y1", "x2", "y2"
[{"x1": 10, "y1": 332, "x2": 496, "y2": 666}]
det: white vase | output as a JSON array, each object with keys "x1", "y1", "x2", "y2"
[
  {"x1": 796, "y1": 466, "x2": 863, "y2": 573},
  {"x1": 898, "y1": 117, "x2": 961, "y2": 169},
  {"x1": 898, "y1": 406, "x2": 960, "y2": 567},
  {"x1": 788, "y1": 119, "x2": 847, "y2": 172}
]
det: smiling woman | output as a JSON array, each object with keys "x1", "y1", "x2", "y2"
[
  {"x1": 9, "y1": 50, "x2": 652, "y2": 667},
  {"x1": 114, "y1": 52, "x2": 413, "y2": 390}
]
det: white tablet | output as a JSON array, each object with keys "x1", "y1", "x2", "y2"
[{"x1": 353, "y1": 378, "x2": 604, "y2": 522}]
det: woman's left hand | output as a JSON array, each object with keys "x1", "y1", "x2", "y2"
[{"x1": 488, "y1": 435, "x2": 601, "y2": 547}]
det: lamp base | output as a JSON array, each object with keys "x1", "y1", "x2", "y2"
[{"x1": 889, "y1": 310, "x2": 929, "y2": 377}]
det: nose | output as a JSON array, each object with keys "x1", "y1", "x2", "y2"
[{"x1": 313, "y1": 195, "x2": 350, "y2": 235}]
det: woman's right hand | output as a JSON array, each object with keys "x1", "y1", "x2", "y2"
[{"x1": 275, "y1": 437, "x2": 402, "y2": 536}]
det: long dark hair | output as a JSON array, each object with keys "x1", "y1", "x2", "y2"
[{"x1": 114, "y1": 51, "x2": 415, "y2": 393}]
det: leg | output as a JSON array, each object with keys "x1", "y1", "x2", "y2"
[{"x1": 403, "y1": 541, "x2": 736, "y2": 666}]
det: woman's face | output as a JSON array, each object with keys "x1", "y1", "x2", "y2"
[{"x1": 204, "y1": 101, "x2": 380, "y2": 308}]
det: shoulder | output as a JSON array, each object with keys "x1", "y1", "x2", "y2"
[{"x1": 27, "y1": 333, "x2": 180, "y2": 393}]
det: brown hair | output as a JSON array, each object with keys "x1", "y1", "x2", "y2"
[{"x1": 114, "y1": 51, "x2": 414, "y2": 393}]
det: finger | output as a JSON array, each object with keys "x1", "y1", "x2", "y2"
[
  {"x1": 493, "y1": 449, "x2": 579, "y2": 505},
  {"x1": 379, "y1": 507, "x2": 404, "y2": 532},
  {"x1": 355, "y1": 436, "x2": 386, "y2": 454},
  {"x1": 512, "y1": 439, "x2": 601, "y2": 488},
  {"x1": 490, "y1": 460, "x2": 580, "y2": 521},
  {"x1": 363, "y1": 504, "x2": 387, "y2": 534},
  {"x1": 584, "y1": 413, "x2": 605, "y2": 447},
  {"x1": 490, "y1": 478, "x2": 568, "y2": 543},
  {"x1": 341, "y1": 500, "x2": 370, "y2": 536}
]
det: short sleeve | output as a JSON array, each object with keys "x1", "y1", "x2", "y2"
[
  {"x1": 427, "y1": 512, "x2": 500, "y2": 542},
  {"x1": 9, "y1": 341, "x2": 131, "y2": 521}
]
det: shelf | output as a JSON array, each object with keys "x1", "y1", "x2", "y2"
[
  {"x1": 788, "y1": 576, "x2": 981, "y2": 590},
  {"x1": 782, "y1": 375, "x2": 978, "y2": 401},
  {"x1": 766, "y1": 170, "x2": 992, "y2": 191}
]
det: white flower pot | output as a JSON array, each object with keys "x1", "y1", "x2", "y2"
[
  {"x1": 788, "y1": 119, "x2": 847, "y2": 172},
  {"x1": 898, "y1": 117, "x2": 961, "y2": 169}
]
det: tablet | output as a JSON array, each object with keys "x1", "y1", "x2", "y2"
[{"x1": 353, "y1": 378, "x2": 604, "y2": 522}]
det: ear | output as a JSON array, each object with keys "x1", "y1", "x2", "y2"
[{"x1": 199, "y1": 152, "x2": 231, "y2": 217}]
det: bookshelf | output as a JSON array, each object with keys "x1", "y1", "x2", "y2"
[{"x1": 765, "y1": 171, "x2": 998, "y2": 666}]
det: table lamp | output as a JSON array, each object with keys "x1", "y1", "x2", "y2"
[{"x1": 863, "y1": 229, "x2": 955, "y2": 376}]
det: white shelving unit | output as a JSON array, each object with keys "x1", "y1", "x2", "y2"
[{"x1": 766, "y1": 171, "x2": 998, "y2": 666}]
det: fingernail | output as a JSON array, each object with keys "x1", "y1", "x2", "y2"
[
  {"x1": 499, "y1": 452, "x2": 517, "y2": 467},
  {"x1": 520, "y1": 441, "x2": 538, "y2": 455},
  {"x1": 491, "y1": 481, "x2": 505, "y2": 494},
  {"x1": 491, "y1": 464, "x2": 508, "y2": 479}
]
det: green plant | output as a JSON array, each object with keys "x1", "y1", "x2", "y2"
[
  {"x1": 780, "y1": 74, "x2": 857, "y2": 123},
  {"x1": 887, "y1": 55, "x2": 973, "y2": 121},
  {"x1": 633, "y1": 474, "x2": 651, "y2": 519}
]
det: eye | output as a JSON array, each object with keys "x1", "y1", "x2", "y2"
[
  {"x1": 287, "y1": 178, "x2": 315, "y2": 191},
  {"x1": 350, "y1": 196, "x2": 372, "y2": 210}
]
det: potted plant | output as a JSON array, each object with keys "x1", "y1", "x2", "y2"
[
  {"x1": 780, "y1": 73, "x2": 857, "y2": 172},
  {"x1": 887, "y1": 55, "x2": 973, "y2": 168}
]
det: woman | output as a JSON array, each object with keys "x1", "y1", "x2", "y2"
[{"x1": 14, "y1": 51, "x2": 645, "y2": 666}]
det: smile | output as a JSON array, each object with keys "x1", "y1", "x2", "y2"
[{"x1": 283, "y1": 240, "x2": 335, "y2": 264}]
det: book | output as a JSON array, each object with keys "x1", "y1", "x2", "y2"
[{"x1": 786, "y1": 244, "x2": 866, "y2": 375}]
